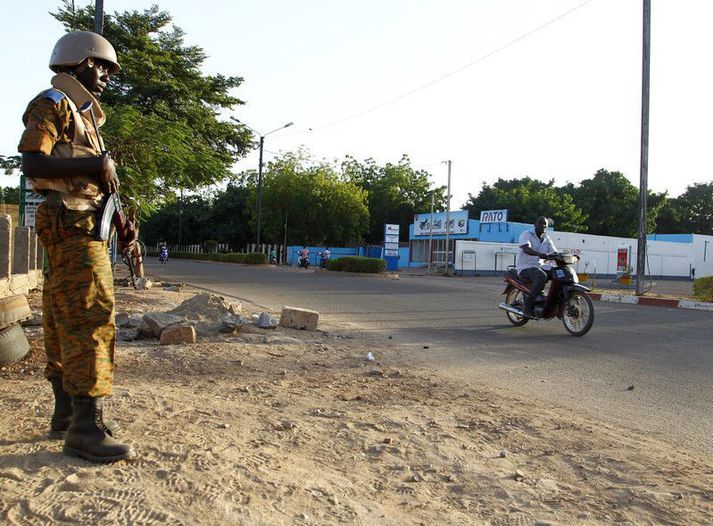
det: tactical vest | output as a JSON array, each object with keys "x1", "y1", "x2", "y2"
[{"x1": 27, "y1": 74, "x2": 106, "y2": 211}]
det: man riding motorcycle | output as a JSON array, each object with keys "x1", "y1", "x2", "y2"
[
  {"x1": 298, "y1": 246, "x2": 310, "y2": 268},
  {"x1": 517, "y1": 216, "x2": 558, "y2": 317},
  {"x1": 158, "y1": 243, "x2": 169, "y2": 264},
  {"x1": 320, "y1": 247, "x2": 331, "y2": 268}
]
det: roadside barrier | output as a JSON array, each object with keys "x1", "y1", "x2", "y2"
[{"x1": 0, "y1": 214, "x2": 43, "y2": 298}]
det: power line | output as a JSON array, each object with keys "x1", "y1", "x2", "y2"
[{"x1": 285, "y1": 0, "x2": 594, "y2": 135}]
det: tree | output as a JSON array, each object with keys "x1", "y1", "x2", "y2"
[
  {"x1": 342, "y1": 155, "x2": 446, "y2": 243},
  {"x1": 209, "y1": 181, "x2": 253, "y2": 249},
  {"x1": 258, "y1": 150, "x2": 369, "y2": 245},
  {"x1": 463, "y1": 177, "x2": 588, "y2": 232},
  {"x1": 0, "y1": 187, "x2": 20, "y2": 205},
  {"x1": 52, "y1": 2, "x2": 252, "y2": 218},
  {"x1": 139, "y1": 192, "x2": 214, "y2": 246},
  {"x1": 0, "y1": 155, "x2": 21, "y2": 175},
  {"x1": 653, "y1": 199, "x2": 685, "y2": 234},
  {"x1": 672, "y1": 183, "x2": 713, "y2": 235},
  {"x1": 1, "y1": 155, "x2": 22, "y2": 206},
  {"x1": 571, "y1": 169, "x2": 666, "y2": 237}
]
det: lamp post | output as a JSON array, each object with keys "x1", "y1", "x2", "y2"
[{"x1": 230, "y1": 117, "x2": 294, "y2": 247}]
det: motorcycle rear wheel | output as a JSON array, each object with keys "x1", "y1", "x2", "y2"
[
  {"x1": 562, "y1": 291, "x2": 594, "y2": 336},
  {"x1": 505, "y1": 288, "x2": 529, "y2": 326}
]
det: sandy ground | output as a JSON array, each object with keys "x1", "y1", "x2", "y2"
[{"x1": 1, "y1": 285, "x2": 712, "y2": 525}]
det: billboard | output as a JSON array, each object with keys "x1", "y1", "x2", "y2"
[{"x1": 413, "y1": 210, "x2": 468, "y2": 236}]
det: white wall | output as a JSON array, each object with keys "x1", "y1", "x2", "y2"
[
  {"x1": 691, "y1": 235, "x2": 713, "y2": 278},
  {"x1": 455, "y1": 232, "x2": 697, "y2": 278},
  {"x1": 549, "y1": 232, "x2": 692, "y2": 278}
]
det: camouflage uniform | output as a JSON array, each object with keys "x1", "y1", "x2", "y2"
[{"x1": 18, "y1": 74, "x2": 115, "y2": 398}]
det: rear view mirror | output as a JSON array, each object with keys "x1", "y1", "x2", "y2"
[{"x1": 547, "y1": 218, "x2": 555, "y2": 228}]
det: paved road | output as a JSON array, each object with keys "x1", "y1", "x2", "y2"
[{"x1": 144, "y1": 259, "x2": 713, "y2": 454}]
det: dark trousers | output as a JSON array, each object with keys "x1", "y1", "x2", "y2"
[{"x1": 519, "y1": 267, "x2": 551, "y2": 312}]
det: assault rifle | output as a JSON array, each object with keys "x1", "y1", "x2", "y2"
[{"x1": 78, "y1": 101, "x2": 138, "y2": 288}]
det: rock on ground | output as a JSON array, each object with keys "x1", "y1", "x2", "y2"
[
  {"x1": 160, "y1": 324, "x2": 197, "y2": 345},
  {"x1": 140, "y1": 312, "x2": 184, "y2": 338}
]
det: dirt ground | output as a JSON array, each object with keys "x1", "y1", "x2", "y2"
[{"x1": 1, "y1": 285, "x2": 712, "y2": 525}]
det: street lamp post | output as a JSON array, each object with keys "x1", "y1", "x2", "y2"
[{"x1": 230, "y1": 117, "x2": 293, "y2": 247}]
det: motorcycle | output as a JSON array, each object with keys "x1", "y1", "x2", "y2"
[
  {"x1": 269, "y1": 254, "x2": 278, "y2": 265},
  {"x1": 498, "y1": 253, "x2": 594, "y2": 336},
  {"x1": 158, "y1": 246, "x2": 169, "y2": 264},
  {"x1": 298, "y1": 255, "x2": 310, "y2": 269},
  {"x1": 319, "y1": 253, "x2": 330, "y2": 269}
]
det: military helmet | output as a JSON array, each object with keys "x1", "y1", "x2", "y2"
[{"x1": 49, "y1": 31, "x2": 120, "y2": 74}]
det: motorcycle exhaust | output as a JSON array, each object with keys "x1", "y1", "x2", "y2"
[{"x1": 498, "y1": 303, "x2": 525, "y2": 317}]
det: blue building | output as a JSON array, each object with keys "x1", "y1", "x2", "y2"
[{"x1": 408, "y1": 210, "x2": 538, "y2": 267}]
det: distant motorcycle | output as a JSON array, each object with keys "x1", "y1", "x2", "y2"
[
  {"x1": 298, "y1": 255, "x2": 310, "y2": 269},
  {"x1": 158, "y1": 246, "x2": 169, "y2": 264},
  {"x1": 498, "y1": 253, "x2": 594, "y2": 336}
]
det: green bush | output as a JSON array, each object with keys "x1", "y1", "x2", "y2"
[
  {"x1": 692, "y1": 276, "x2": 713, "y2": 302},
  {"x1": 153, "y1": 251, "x2": 267, "y2": 265},
  {"x1": 325, "y1": 256, "x2": 385, "y2": 273}
]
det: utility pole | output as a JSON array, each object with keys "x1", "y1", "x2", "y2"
[
  {"x1": 636, "y1": 0, "x2": 651, "y2": 296},
  {"x1": 177, "y1": 187, "x2": 183, "y2": 249},
  {"x1": 256, "y1": 136, "x2": 265, "y2": 247},
  {"x1": 283, "y1": 210, "x2": 288, "y2": 264},
  {"x1": 443, "y1": 160, "x2": 452, "y2": 277},
  {"x1": 229, "y1": 117, "x2": 293, "y2": 248},
  {"x1": 94, "y1": 0, "x2": 104, "y2": 34},
  {"x1": 427, "y1": 193, "x2": 434, "y2": 274}
]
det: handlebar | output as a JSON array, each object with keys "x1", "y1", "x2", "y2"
[{"x1": 545, "y1": 252, "x2": 580, "y2": 263}]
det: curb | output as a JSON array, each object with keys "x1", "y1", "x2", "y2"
[{"x1": 588, "y1": 293, "x2": 713, "y2": 312}]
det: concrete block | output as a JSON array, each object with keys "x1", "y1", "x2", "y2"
[
  {"x1": 36, "y1": 243, "x2": 44, "y2": 270},
  {"x1": 13, "y1": 227, "x2": 30, "y2": 275},
  {"x1": 279, "y1": 305, "x2": 319, "y2": 331},
  {"x1": 0, "y1": 279, "x2": 10, "y2": 297},
  {"x1": 160, "y1": 324, "x2": 197, "y2": 345},
  {"x1": 0, "y1": 215, "x2": 11, "y2": 280},
  {"x1": 9, "y1": 274, "x2": 29, "y2": 295},
  {"x1": 29, "y1": 231, "x2": 37, "y2": 271}
]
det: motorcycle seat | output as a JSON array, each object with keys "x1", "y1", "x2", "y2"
[{"x1": 509, "y1": 268, "x2": 533, "y2": 286}]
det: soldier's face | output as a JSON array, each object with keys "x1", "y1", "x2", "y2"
[{"x1": 76, "y1": 58, "x2": 113, "y2": 97}]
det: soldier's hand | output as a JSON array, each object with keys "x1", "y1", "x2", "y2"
[{"x1": 99, "y1": 155, "x2": 120, "y2": 194}]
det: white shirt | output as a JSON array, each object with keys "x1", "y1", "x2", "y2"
[{"x1": 516, "y1": 229, "x2": 557, "y2": 272}]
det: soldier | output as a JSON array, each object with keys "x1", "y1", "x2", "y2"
[{"x1": 18, "y1": 31, "x2": 136, "y2": 462}]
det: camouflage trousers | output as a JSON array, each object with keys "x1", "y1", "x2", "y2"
[{"x1": 35, "y1": 199, "x2": 116, "y2": 397}]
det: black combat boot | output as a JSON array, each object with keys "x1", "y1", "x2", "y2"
[
  {"x1": 48, "y1": 378, "x2": 121, "y2": 438},
  {"x1": 63, "y1": 396, "x2": 136, "y2": 463},
  {"x1": 48, "y1": 377, "x2": 72, "y2": 438}
]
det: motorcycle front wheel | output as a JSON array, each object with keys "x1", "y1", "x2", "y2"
[
  {"x1": 505, "y1": 288, "x2": 529, "y2": 327},
  {"x1": 562, "y1": 291, "x2": 594, "y2": 336}
]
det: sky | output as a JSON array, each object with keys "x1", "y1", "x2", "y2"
[{"x1": 1, "y1": 0, "x2": 711, "y2": 210}]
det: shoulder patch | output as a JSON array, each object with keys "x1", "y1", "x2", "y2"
[{"x1": 42, "y1": 89, "x2": 66, "y2": 104}]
